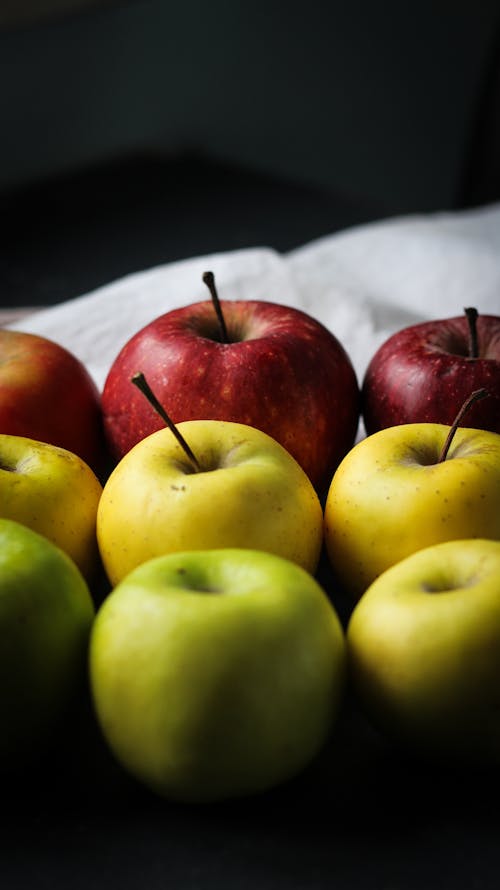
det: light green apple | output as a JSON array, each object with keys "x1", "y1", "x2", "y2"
[
  {"x1": 324, "y1": 423, "x2": 500, "y2": 599},
  {"x1": 97, "y1": 420, "x2": 324, "y2": 586},
  {"x1": 0, "y1": 434, "x2": 103, "y2": 581},
  {"x1": 347, "y1": 538, "x2": 500, "y2": 763},
  {"x1": 89, "y1": 547, "x2": 346, "y2": 802},
  {"x1": 0, "y1": 518, "x2": 95, "y2": 762}
]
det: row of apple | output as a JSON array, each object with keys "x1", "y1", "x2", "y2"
[
  {"x1": 96, "y1": 285, "x2": 500, "y2": 498},
  {"x1": 2, "y1": 279, "x2": 500, "y2": 491},
  {"x1": 1, "y1": 282, "x2": 500, "y2": 801}
]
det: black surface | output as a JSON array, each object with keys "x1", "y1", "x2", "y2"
[
  {"x1": 2, "y1": 155, "x2": 500, "y2": 889},
  {"x1": 4, "y1": 695, "x2": 499, "y2": 890},
  {"x1": 0, "y1": 153, "x2": 382, "y2": 310}
]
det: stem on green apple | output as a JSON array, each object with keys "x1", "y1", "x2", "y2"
[
  {"x1": 437, "y1": 388, "x2": 489, "y2": 462},
  {"x1": 131, "y1": 372, "x2": 201, "y2": 472},
  {"x1": 202, "y1": 271, "x2": 229, "y2": 344},
  {"x1": 464, "y1": 307, "x2": 479, "y2": 358}
]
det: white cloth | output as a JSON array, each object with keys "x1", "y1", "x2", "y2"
[{"x1": 9, "y1": 202, "x2": 500, "y2": 392}]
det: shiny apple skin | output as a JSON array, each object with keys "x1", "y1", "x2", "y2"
[
  {"x1": 362, "y1": 314, "x2": 500, "y2": 435},
  {"x1": 101, "y1": 300, "x2": 360, "y2": 494},
  {"x1": 0, "y1": 330, "x2": 105, "y2": 474}
]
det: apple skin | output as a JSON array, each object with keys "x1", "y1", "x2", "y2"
[
  {"x1": 0, "y1": 329, "x2": 106, "y2": 476},
  {"x1": 89, "y1": 547, "x2": 346, "y2": 802},
  {"x1": 362, "y1": 314, "x2": 500, "y2": 436},
  {"x1": 347, "y1": 539, "x2": 500, "y2": 763},
  {"x1": 323, "y1": 422, "x2": 500, "y2": 600},
  {"x1": 0, "y1": 518, "x2": 95, "y2": 763},
  {"x1": 100, "y1": 299, "x2": 360, "y2": 494},
  {"x1": 0, "y1": 434, "x2": 103, "y2": 582},
  {"x1": 97, "y1": 420, "x2": 324, "y2": 586}
]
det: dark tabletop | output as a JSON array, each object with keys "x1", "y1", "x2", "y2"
[{"x1": 0, "y1": 153, "x2": 384, "y2": 311}]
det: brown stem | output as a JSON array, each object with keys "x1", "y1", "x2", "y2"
[
  {"x1": 202, "y1": 271, "x2": 229, "y2": 344},
  {"x1": 438, "y1": 388, "x2": 489, "y2": 462},
  {"x1": 464, "y1": 307, "x2": 479, "y2": 358},
  {"x1": 131, "y1": 372, "x2": 201, "y2": 472}
]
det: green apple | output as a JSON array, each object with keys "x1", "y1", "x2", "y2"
[
  {"x1": 0, "y1": 434, "x2": 103, "y2": 581},
  {"x1": 347, "y1": 538, "x2": 500, "y2": 763},
  {"x1": 97, "y1": 420, "x2": 324, "y2": 586},
  {"x1": 324, "y1": 422, "x2": 500, "y2": 599},
  {"x1": 89, "y1": 547, "x2": 346, "y2": 802},
  {"x1": 0, "y1": 518, "x2": 95, "y2": 762}
]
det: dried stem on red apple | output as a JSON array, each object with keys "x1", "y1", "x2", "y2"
[
  {"x1": 464, "y1": 307, "x2": 479, "y2": 359},
  {"x1": 438, "y1": 388, "x2": 489, "y2": 462},
  {"x1": 202, "y1": 271, "x2": 229, "y2": 344},
  {"x1": 131, "y1": 372, "x2": 201, "y2": 472}
]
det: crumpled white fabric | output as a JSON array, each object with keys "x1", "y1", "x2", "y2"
[{"x1": 10, "y1": 202, "x2": 500, "y2": 393}]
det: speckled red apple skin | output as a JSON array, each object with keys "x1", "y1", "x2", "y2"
[
  {"x1": 362, "y1": 314, "x2": 500, "y2": 435},
  {"x1": 101, "y1": 300, "x2": 360, "y2": 493},
  {"x1": 0, "y1": 329, "x2": 105, "y2": 474}
]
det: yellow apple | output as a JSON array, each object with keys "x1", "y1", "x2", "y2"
[
  {"x1": 347, "y1": 538, "x2": 500, "y2": 763},
  {"x1": 0, "y1": 434, "x2": 103, "y2": 581},
  {"x1": 97, "y1": 420, "x2": 323, "y2": 586},
  {"x1": 324, "y1": 422, "x2": 500, "y2": 599}
]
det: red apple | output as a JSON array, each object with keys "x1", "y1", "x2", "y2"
[
  {"x1": 362, "y1": 308, "x2": 500, "y2": 435},
  {"x1": 0, "y1": 329, "x2": 105, "y2": 474},
  {"x1": 101, "y1": 273, "x2": 360, "y2": 494}
]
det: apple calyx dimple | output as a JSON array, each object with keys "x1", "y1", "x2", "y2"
[
  {"x1": 202, "y1": 271, "x2": 230, "y2": 344},
  {"x1": 437, "y1": 388, "x2": 489, "y2": 463},
  {"x1": 464, "y1": 306, "x2": 479, "y2": 359},
  {"x1": 0, "y1": 460, "x2": 17, "y2": 473},
  {"x1": 420, "y1": 574, "x2": 474, "y2": 594},
  {"x1": 131, "y1": 372, "x2": 201, "y2": 473},
  {"x1": 175, "y1": 565, "x2": 222, "y2": 594}
]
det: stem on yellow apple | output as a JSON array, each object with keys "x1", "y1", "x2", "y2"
[
  {"x1": 131, "y1": 372, "x2": 201, "y2": 472},
  {"x1": 202, "y1": 271, "x2": 229, "y2": 344},
  {"x1": 437, "y1": 388, "x2": 489, "y2": 462},
  {"x1": 464, "y1": 307, "x2": 479, "y2": 358}
]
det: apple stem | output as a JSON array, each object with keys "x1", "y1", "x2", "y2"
[
  {"x1": 131, "y1": 372, "x2": 201, "y2": 472},
  {"x1": 202, "y1": 271, "x2": 229, "y2": 344},
  {"x1": 464, "y1": 307, "x2": 479, "y2": 358},
  {"x1": 437, "y1": 388, "x2": 489, "y2": 462}
]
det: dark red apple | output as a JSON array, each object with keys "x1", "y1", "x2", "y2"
[
  {"x1": 0, "y1": 329, "x2": 105, "y2": 474},
  {"x1": 101, "y1": 274, "x2": 360, "y2": 494},
  {"x1": 362, "y1": 309, "x2": 500, "y2": 435}
]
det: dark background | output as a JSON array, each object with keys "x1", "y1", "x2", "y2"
[
  {"x1": 1, "y1": 1, "x2": 500, "y2": 309},
  {"x1": 2, "y1": 3, "x2": 500, "y2": 888}
]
